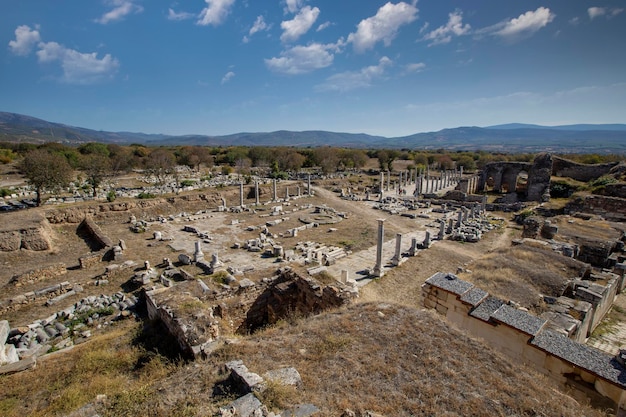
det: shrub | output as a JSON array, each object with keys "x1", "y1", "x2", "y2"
[
  {"x1": 180, "y1": 179, "x2": 196, "y2": 187},
  {"x1": 107, "y1": 190, "x2": 116, "y2": 202},
  {"x1": 137, "y1": 192, "x2": 156, "y2": 199}
]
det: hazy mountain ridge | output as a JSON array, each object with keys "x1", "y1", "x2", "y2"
[{"x1": 1, "y1": 111, "x2": 625, "y2": 153}]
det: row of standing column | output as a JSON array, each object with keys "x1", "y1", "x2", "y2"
[{"x1": 234, "y1": 174, "x2": 313, "y2": 207}]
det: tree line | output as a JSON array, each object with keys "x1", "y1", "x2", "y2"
[{"x1": 0, "y1": 141, "x2": 622, "y2": 206}]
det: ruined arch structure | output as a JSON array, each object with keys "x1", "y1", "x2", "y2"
[{"x1": 478, "y1": 153, "x2": 552, "y2": 202}]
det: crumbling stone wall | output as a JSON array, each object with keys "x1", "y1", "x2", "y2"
[
  {"x1": 78, "y1": 217, "x2": 113, "y2": 249},
  {"x1": 478, "y1": 153, "x2": 552, "y2": 202},
  {"x1": 566, "y1": 195, "x2": 626, "y2": 222},
  {"x1": 0, "y1": 223, "x2": 52, "y2": 252},
  {"x1": 8, "y1": 263, "x2": 67, "y2": 287},
  {"x1": 552, "y1": 156, "x2": 618, "y2": 182},
  {"x1": 45, "y1": 194, "x2": 223, "y2": 224},
  {"x1": 144, "y1": 268, "x2": 355, "y2": 358}
]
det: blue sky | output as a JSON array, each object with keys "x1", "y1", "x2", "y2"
[{"x1": 2, "y1": 1, "x2": 625, "y2": 137}]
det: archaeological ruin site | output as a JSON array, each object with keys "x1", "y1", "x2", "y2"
[{"x1": 2, "y1": 152, "x2": 626, "y2": 416}]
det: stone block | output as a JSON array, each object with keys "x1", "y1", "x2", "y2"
[
  {"x1": 263, "y1": 367, "x2": 302, "y2": 388},
  {"x1": 0, "y1": 356, "x2": 36, "y2": 375},
  {"x1": 435, "y1": 303, "x2": 448, "y2": 315},
  {"x1": 220, "y1": 393, "x2": 262, "y2": 417},
  {"x1": 0, "y1": 320, "x2": 9, "y2": 345}
]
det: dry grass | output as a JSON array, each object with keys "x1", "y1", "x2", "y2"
[
  {"x1": 138, "y1": 303, "x2": 608, "y2": 416},
  {"x1": 0, "y1": 319, "x2": 178, "y2": 417},
  {"x1": 460, "y1": 244, "x2": 587, "y2": 313}
]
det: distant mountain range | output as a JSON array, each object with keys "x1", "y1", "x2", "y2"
[{"x1": 1, "y1": 111, "x2": 625, "y2": 154}]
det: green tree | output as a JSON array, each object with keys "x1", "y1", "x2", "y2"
[
  {"x1": 80, "y1": 153, "x2": 111, "y2": 197},
  {"x1": 20, "y1": 149, "x2": 73, "y2": 206}
]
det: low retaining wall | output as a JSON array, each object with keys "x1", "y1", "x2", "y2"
[
  {"x1": 422, "y1": 272, "x2": 626, "y2": 412},
  {"x1": 9, "y1": 263, "x2": 67, "y2": 287}
]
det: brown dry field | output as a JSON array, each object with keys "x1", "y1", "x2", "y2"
[{"x1": 0, "y1": 173, "x2": 619, "y2": 416}]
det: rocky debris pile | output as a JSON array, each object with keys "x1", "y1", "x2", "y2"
[
  {"x1": 218, "y1": 360, "x2": 318, "y2": 417},
  {"x1": 2, "y1": 291, "x2": 138, "y2": 370},
  {"x1": 0, "y1": 281, "x2": 78, "y2": 315}
]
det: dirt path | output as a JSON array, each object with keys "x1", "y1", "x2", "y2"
[{"x1": 357, "y1": 221, "x2": 516, "y2": 308}]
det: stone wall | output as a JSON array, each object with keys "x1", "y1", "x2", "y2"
[
  {"x1": 552, "y1": 157, "x2": 618, "y2": 182},
  {"x1": 8, "y1": 263, "x2": 67, "y2": 287},
  {"x1": 0, "y1": 223, "x2": 52, "y2": 252},
  {"x1": 422, "y1": 272, "x2": 626, "y2": 412},
  {"x1": 144, "y1": 268, "x2": 355, "y2": 359},
  {"x1": 78, "y1": 217, "x2": 113, "y2": 250},
  {"x1": 566, "y1": 195, "x2": 626, "y2": 223},
  {"x1": 45, "y1": 194, "x2": 223, "y2": 224},
  {"x1": 478, "y1": 153, "x2": 552, "y2": 202}
]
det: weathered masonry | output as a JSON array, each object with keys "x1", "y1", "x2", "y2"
[
  {"x1": 144, "y1": 268, "x2": 355, "y2": 359},
  {"x1": 422, "y1": 272, "x2": 626, "y2": 413},
  {"x1": 478, "y1": 153, "x2": 552, "y2": 201}
]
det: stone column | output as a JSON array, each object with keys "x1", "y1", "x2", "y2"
[
  {"x1": 423, "y1": 231, "x2": 431, "y2": 248},
  {"x1": 239, "y1": 182, "x2": 244, "y2": 207},
  {"x1": 373, "y1": 219, "x2": 385, "y2": 277},
  {"x1": 340, "y1": 270, "x2": 348, "y2": 284},
  {"x1": 456, "y1": 210, "x2": 463, "y2": 228},
  {"x1": 273, "y1": 179, "x2": 277, "y2": 202},
  {"x1": 285, "y1": 186, "x2": 289, "y2": 201},
  {"x1": 308, "y1": 174, "x2": 312, "y2": 195},
  {"x1": 438, "y1": 221, "x2": 445, "y2": 240},
  {"x1": 194, "y1": 240, "x2": 204, "y2": 262},
  {"x1": 297, "y1": 186, "x2": 301, "y2": 197},
  {"x1": 386, "y1": 170, "x2": 391, "y2": 192},
  {"x1": 380, "y1": 171, "x2": 385, "y2": 201},
  {"x1": 255, "y1": 181, "x2": 260, "y2": 205},
  {"x1": 392, "y1": 233, "x2": 402, "y2": 266},
  {"x1": 409, "y1": 237, "x2": 418, "y2": 256}
]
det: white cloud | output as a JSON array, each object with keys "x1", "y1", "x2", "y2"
[
  {"x1": 405, "y1": 62, "x2": 425, "y2": 73},
  {"x1": 198, "y1": 0, "x2": 236, "y2": 26},
  {"x1": 316, "y1": 56, "x2": 392, "y2": 92},
  {"x1": 568, "y1": 17, "x2": 580, "y2": 25},
  {"x1": 588, "y1": 7, "x2": 624, "y2": 19},
  {"x1": 284, "y1": 0, "x2": 305, "y2": 14},
  {"x1": 347, "y1": 2, "x2": 418, "y2": 53},
  {"x1": 168, "y1": 8, "x2": 195, "y2": 21},
  {"x1": 477, "y1": 7, "x2": 555, "y2": 41},
  {"x1": 8, "y1": 25, "x2": 41, "y2": 56},
  {"x1": 221, "y1": 71, "x2": 235, "y2": 84},
  {"x1": 37, "y1": 41, "x2": 120, "y2": 84},
  {"x1": 422, "y1": 10, "x2": 470, "y2": 46},
  {"x1": 316, "y1": 21, "x2": 331, "y2": 32},
  {"x1": 96, "y1": 0, "x2": 143, "y2": 24},
  {"x1": 250, "y1": 15, "x2": 269, "y2": 35},
  {"x1": 265, "y1": 42, "x2": 338, "y2": 74},
  {"x1": 280, "y1": 6, "x2": 320, "y2": 43}
]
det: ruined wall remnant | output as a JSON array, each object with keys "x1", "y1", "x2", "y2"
[
  {"x1": 478, "y1": 153, "x2": 552, "y2": 202},
  {"x1": 0, "y1": 215, "x2": 53, "y2": 252},
  {"x1": 78, "y1": 217, "x2": 113, "y2": 250},
  {"x1": 144, "y1": 268, "x2": 356, "y2": 359},
  {"x1": 566, "y1": 195, "x2": 626, "y2": 223},
  {"x1": 552, "y1": 157, "x2": 618, "y2": 182},
  {"x1": 8, "y1": 263, "x2": 67, "y2": 287}
]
